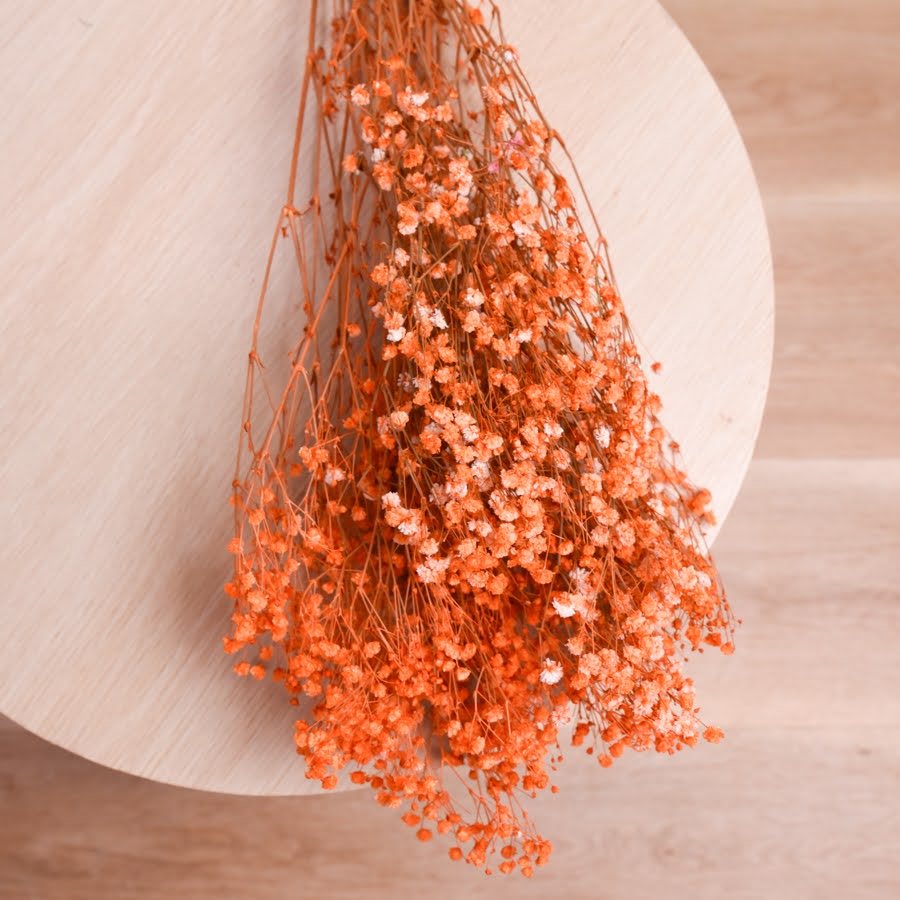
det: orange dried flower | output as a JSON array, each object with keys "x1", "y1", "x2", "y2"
[{"x1": 225, "y1": 0, "x2": 735, "y2": 877}]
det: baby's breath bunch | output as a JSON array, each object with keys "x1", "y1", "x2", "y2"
[{"x1": 225, "y1": 0, "x2": 735, "y2": 876}]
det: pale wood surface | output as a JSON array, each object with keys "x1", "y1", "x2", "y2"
[
  {"x1": 3, "y1": 0, "x2": 899, "y2": 897},
  {"x1": 1, "y1": 461, "x2": 898, "y2": 898},
  {"x1": 0, "y1": 0, "x2": 772, "y2": 796}
]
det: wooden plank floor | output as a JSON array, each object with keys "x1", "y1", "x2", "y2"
[{"x1": 2, "y1": 1, "x2": 898, "y2": 897}]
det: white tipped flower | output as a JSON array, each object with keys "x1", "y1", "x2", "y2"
[
  {"x1": 571, "y1": 567, "x2": 591, "y2": 594},
  {"x1": 350, "y1": 84, "x2": 370, "y2": 106},
  {"x1": 543, "y1": 421, "x2": 564, "y2": 439},
  {"x1": 416, "y1": 556, "x2": 450, "y2": 584},
  {"x1": 551, "y1": 597, "x2": 577, "y2": 619},
  {"x1": 470, "y1": 460, "x2": 490, "y2": 482},
  {"x1": 463, "y1": 287, "x2": 485, "y2": 307},
  {"x1": 540, "y1": 659, "x2": 564, "y2": 685},
  {"x1": 593, "y1": 425, "x2": 612, "y2": 449}
]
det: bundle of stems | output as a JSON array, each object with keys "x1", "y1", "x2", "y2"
[{"x1": 225, "y1": 0, "x2": 735, "y2": 875}]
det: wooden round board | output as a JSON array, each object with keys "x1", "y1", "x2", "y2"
[{"x1": 0, "y1": 0, "x2": 773, "y2": 795}]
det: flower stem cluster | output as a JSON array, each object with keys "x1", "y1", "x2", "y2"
[{"x1": 225, "y1": 0, "x2": 735, "y2": 876}]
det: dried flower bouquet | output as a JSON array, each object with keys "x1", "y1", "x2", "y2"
[{"x1": 224, "y1": 0, "x2": 734, "y2": 875}]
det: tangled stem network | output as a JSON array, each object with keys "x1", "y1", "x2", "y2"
[{"x1": 224, "y1": 0, "x2": 735, "y2": 876}]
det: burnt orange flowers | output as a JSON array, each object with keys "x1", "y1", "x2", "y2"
[{"x1": 224, "y1": 0, "x2": 735, "y2": 875}]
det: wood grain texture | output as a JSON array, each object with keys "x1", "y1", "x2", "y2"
[
  {"x1": 1, "y1": 462, "x2": 898, "y2": 898},
  {"x1": 2, "y1": 721, "x2": 897, "y2": 900},
  {"x1": 0, "y1": 0, "x2": 772, "y2": 795},
  {"x1": 756, "y1": 201, "x2": 900, "y2": 457},
  {"x1": 663, "y1": 0, "x2": 900, "y2": 458},
  {"x1": 664, "y1": 0, "x2": 900, "y2": 202},
  {"x1": 3, "y1": 0, "x2": 898, "y2": 896}
]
